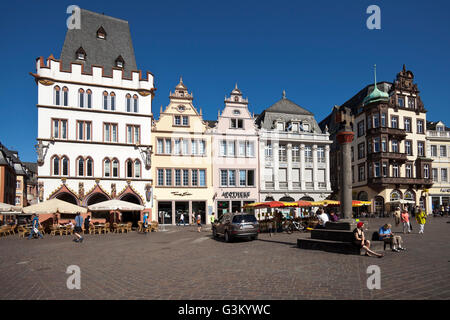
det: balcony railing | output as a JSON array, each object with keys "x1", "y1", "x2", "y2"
[
  {"x1": 279, "y1": 182, "x2": 288, "y2": 189},
  {"x1": 428, "y1": 131, "x2": 450, "y2": 138},
  {"x1": 265, "y1": 182, "x2": 275, "y2": 189},
  {"x1": 366, "y1": 127, "x2": 407, "y2": 139},
  {"x1": 368, "y1": 177, "x2": 433, "y2": 186},
  {"x1": 367, "y1": 152, "x2": 408, "y2": 162},
  {"x1": 318, "y1": 182, "x2": 327, "y2": 189},
  {"x1": 305, "y1": 182, "x2": 314, "y2": 189}
]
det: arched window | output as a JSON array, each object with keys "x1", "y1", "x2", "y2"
[
  {"x1": 86, "y1": 89, "x2": 92, "y2": 108},
  {"x1": 126, "y1": 159, "x2": 133, "y2": 178},
  {"x1": 103, "y1": 91, "x2": 108, "y2": 110},
  {"x1": 61, "y1": 156, "x2": 69, "y2": 176},
  {"x1": 404, "y1": 190, "x2": 415, "y2": 202},
  {"x1": 104, "y1": 159, "x2": 111, "y2": 177},
  {"x1": 134, "y1": 160, "x2": 141, "y2": 178},
  {"x1": 62, "y1": 87, "x2": 69, "y2": 106},
  {"x1": 52, "y1": 156, "x2": 60, "y2": 176},
  {"x1": 390, "y1": 190, "x2": 401, "y2": 202},
  {"x1": 133, "y1": 95, "x2": 138, "y2": 113},
  {"x1": 110, "y1": 92, "x2": 115, "y2": 111},
  {"x1": 79, "y1": 89, "x2": 85, "y2": 108},
  {"x1": 112, "y1": 159, "x2": 119, "y2": 177},
  {"x1": 86, "y1": 158, "x2": 93, "y2": 177},
  {"x1": 54, "y1": 86, "x2": 61, "y2": 105},
  {"x1": 77, "y1": 157, "x2": 84, "y2": 176},
  {"x1": 126, "y1": 94, "x2": 131, "y2": 112}
]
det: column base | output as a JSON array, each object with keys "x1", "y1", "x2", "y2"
[{"x1": 325, "y1": 219, "x2": 357, "y2": 231}]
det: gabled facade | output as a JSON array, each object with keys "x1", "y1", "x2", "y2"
[
  {"x1": 320, "y1": 65, "x2": 433, "y2": 215},
  {"x1": 210, "y1": 85, "x2": 259, "y2": 218},
  {"x1": 151, "y1": 78, "x2": 214, "y2": 224},
  {"x1": 256, "y1": 91, "x2": 332, "y2": 214},
  {"x1": 31, "y1": 9, "x2": 154, "y2": 224},
  {"x1": 426, "y1": 120, "x2": 450, "y2": 211}
]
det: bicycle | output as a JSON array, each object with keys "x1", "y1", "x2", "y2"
[{"x1": 283, "y1": 220, "x2": 306, "y2": 234}]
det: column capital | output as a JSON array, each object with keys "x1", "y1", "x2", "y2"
[{"x1": 336, "y1": 131, "x2": 355, "y2": 144}]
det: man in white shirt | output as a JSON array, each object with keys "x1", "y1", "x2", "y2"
[{"x1": 317, "y1": 209, "x2": 329, "y2": 229}]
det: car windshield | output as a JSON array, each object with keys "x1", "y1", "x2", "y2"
[{"x1": 232, "y1": 215, "x2": 257, "y2": 223}]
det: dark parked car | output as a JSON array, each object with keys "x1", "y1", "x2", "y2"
[{"x1": 212, "y1": 212, "x2": 259, "y2": 242}]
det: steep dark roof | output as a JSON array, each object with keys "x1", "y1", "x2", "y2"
[
  {"x1": 24, "y1": 162, "x2": 38, "y2": 174},
  {"x1": 60, "y1": 9, "x2": 137, "y2": 77},
  {"x1": 341, "y1": 82, "x2": 392, "y2": 113},
  {"x1": 206, "y1": 120, "x2": 217, "y2": 128},
  {"x1": 427, "y1": 121, "x2": 450, "y2": 131},
  {"x1": 265, "y1": 98, "x2": 314, "y2": 116}
]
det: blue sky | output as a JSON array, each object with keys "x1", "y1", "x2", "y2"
[{"x1": 1, "y1": 0, "x2": 449, "y2": 162}]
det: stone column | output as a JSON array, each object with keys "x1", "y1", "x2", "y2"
[
  {"x1": 274, "y1": 141, "x2": 280, "y2": 190},
  {"x1": 312, "y1": 145, "x2": 318, "y2": 190},
  {"x1": 337, "y1": 132, "x2": 355, "y2": 220},
  {"x1": 325, "y1": 145, "x2": 331, "y2": 190},
  {"x1": 300, "y1": 144, "x2": 306, "y2": 190},
  {"x1": 172, "y1": 201, "x2": 176, "y2": 225},
  {"x1": 287, "y1": 143, "x2": 293, "y2": 190},
  {"x1": 259, "y1": 140, "x2": 266, "y2": 191}
]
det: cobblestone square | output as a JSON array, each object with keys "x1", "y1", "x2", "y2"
[{"x1": 0, "y1": 217, "x2": 449, "y2": 300}]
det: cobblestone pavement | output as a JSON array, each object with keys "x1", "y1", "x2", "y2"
[{"x1": 0, "y1": 217, "x2": 449, "y2": 300}]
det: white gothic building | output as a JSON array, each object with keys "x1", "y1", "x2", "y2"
[
  {"x1": 256, "y1": 92, "x2": 332, "y2": 208},
  {"x1": 31, "y1": 9, "x2": 154, "y2": 222}
]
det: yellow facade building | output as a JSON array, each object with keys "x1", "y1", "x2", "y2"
[{"x1": 151, "y1": 78, "x2": 214, "y2": 225}]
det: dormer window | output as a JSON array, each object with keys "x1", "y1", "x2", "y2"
[
  {"x1": 76, "y1": 47, "x2": 86, "y2": 60},
  {"x1": 115, "y1": 55, "x2": 125, "y2": 68},
  {"x1": 234, "y1": 96, "x2": 239, "y2": 102},
  {"x1": 233, "y1": 109, "x2": 240, "y2": 115},
  {"x1": 96, "y1": 26, "x2": 107, "y2": 40},
  {"x1": 178, "y1": 105, "x2": 186, "y2": 112}
]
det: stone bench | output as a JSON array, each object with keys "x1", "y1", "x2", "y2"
[{"x1": 297, "y1": 238, "x2": 384, "y2": 255}]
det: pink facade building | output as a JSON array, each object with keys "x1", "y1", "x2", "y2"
[{"x1": 209, "y1": 86, "x2": 259, "y2": 218}]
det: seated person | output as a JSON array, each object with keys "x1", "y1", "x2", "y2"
[
  {"x1": 354, "y1": 222, "x2": 383, "y2": 258},
  {"x1": 329, "y1": 211, "x2": 339, "y2": 222},
  {"x1": 316, "y1": 210, "x2": 329, "y2": 229},
  {"x1": 379, "y1": 223, "x2": 405, "y2": 252}
]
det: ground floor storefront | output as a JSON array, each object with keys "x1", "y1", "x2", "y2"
[
  {"x1": 428, "y1": 187, "x2": 450, "y2": 212},
  {"x1": 156, "y1": 200, "x2": 213, "y2": 225},
  {"x1": 352, "y1": 186, "x2": 430, "y2": 216}
]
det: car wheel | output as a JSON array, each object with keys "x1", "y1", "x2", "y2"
[
  {"x1": 212, "y1": 228, "x2": 217, "y2": 239},
  {"x1": 251, "y1": 234, "x2": 258, "y2": 241},
  {"x1": 225, "y1": 231, "x2": 231, "y2": 243}
]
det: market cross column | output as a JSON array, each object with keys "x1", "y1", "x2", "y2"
[{"x1": 336, "y1": 107, "x2": 355, "y2": 221}]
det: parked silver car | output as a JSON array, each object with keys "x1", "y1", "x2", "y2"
[{"x1": 212, "y1": 212, "x2": 259, "y2": 242}]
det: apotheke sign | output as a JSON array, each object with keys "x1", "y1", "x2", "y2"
[
  {"x1": 222, "y1": 192, "x2": 250, "y2": 199},
  {"x1": 440, "y1": 188, "x2": 450, "y2": 193}
]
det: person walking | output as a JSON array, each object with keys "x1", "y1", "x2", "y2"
[
  {"x1": 143, "y1": 212, "x2": 149, "y2": 235},
  {"x1": 393, "y1": 207, "x2": 401, "y2": 227},
  {"x1": 27, "y1": 214, "x2": 44, "y2": 240},
  {"x1": 196, "y1": 213, "x2": 202, "y2": 233},
  {"x1": 416, "y1": 208, "x2": 427, "y2": 234},
  {"x1": 210, "y1": 212, "x2": 215, "y2": 229},
  {"x1": 73, "y1": 212, "x2": 84, "y2": 243},
  {"x1": 180, "y1": 212, "x2": 185, "y2": 226},
  {"x1": 84, "y1": 215, "x2": 91, "y2": 234},
  {"x1": 401, "y1": 208, "x2": 411, "y2": 234}
]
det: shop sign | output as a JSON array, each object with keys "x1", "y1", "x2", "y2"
[
  {"x1": 440, "y1": 188, "x2": 450, "y2": 193},
  {"x1": 222, "y1": 192, "x2": 250, "y2": 199}
]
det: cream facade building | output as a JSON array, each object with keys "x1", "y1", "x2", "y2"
[
  {"x1": 426, "y1": 121, "x2": 450, "y2": 211},
  {"x1": 152, "y1": 79, "x2": 214, "y2": 225}
]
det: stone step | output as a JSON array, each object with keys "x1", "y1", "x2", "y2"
[
  {"x1": 311, "y1": 229, "x2": 354, "y2": 242},
  {"x1": 297, "y1": 238, "x2": 384, "y2": 255}
]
